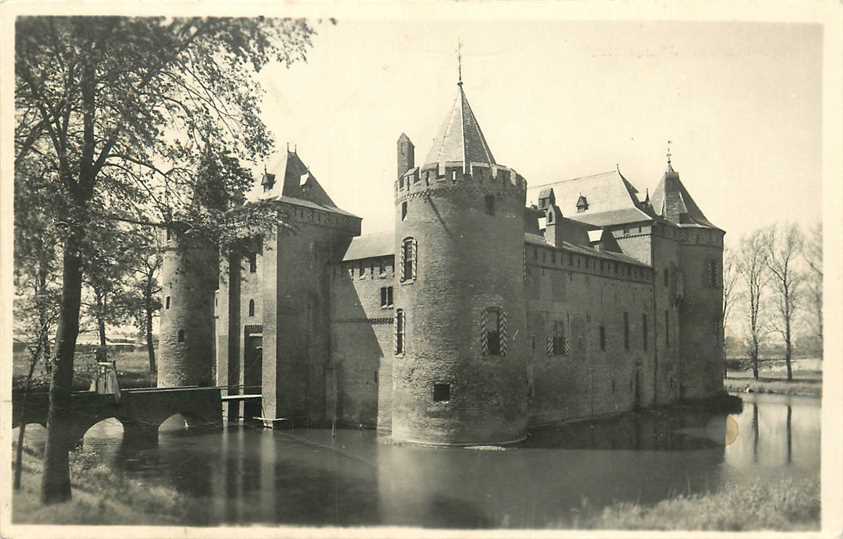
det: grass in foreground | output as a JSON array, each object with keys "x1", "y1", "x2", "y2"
[{"x1": 590, "y1": 478, "x2": 819, "y2": 531}]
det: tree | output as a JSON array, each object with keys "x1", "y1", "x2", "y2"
[
  {"x1": 765, "y1": 223, "x2": 804, "y2": 381},
  {"x1": 802, "y1": 221, "x2": 822, "y2": 356},
  {"x1": 721, "y1": 244, "x2": 741, "y2": 376},
  {"x1": 15, "y1": 16, "x2": 317, "y2": 504},
  {"x1": 737, "y1": 229, "x2": 770, "y2": 380}
]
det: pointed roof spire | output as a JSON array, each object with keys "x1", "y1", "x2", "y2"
[
  {"x1": 666, "y1": 139, "x2": 672, "y2": 165},
  {"x1": 457, "y1": 38, "x2": 463, "y2": 86},
  {"x1": 423, "y1": 83, "x2": 496, "y2": 168}
]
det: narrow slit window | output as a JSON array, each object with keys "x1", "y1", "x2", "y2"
[
  {"x1": 248, "y1": 299, "x2": 255, "y2": 317},
  {"x1": 401, "y1": 201, "x2": 408, "y2": 221},
  {"x1": 165, "y1": 296, "x2": 171, "y2": 310},
  {"x1": 484, "y1": 194, "x2": 495, "y2": 215},
  {"x1": 623, "y1": 312, "x2": 630, "y2": 351},
  {"x1": 665, "y1": 310, "x2": 670, "y2": 345},
  {"x1": 395, "y1": 309, "x2": 405, "y2": 354},
  {"x1": 599, "y1": 325, "x2": 606, "y2": 351},
  {"x1": 249, "y1": 253, "x2": 257, "y2": 273},
  {"x1": 642, "y1": 314, "x2": 648, "y2": 351},
  {"x1": 177, "y1": 329, "x2": 185, "y2": 343}
]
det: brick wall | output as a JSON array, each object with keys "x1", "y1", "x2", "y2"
[
  {"x1": 329, "y1": 256, "x2": 395, "y2": 429},
  {"x1": 525, "y1": 243, "x2": 655, "y2": 426}
]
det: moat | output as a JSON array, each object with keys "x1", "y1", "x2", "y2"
[{"x1": 16, "y1": 393, "x2": 819, "y2": 527}]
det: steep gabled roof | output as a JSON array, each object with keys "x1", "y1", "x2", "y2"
[
  {"x1": 423, "y1": 84, "x2": 496, "y2": 167},
  {"x1": 528, "y1": 168, "x2": 653, "y2": 228},
  {"x1": 650, "y1": 162, "x2": 720, "y2": 230},
  {"x1": 248, "y1": 150, "x2": 359, "y2": 218}
]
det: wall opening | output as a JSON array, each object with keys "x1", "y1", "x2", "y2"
[
  {"x1": 249, "y1": 253, "x2": 257, "y2": 273},
  {"x1": 485, "y1": 308, "x2": 501, "y2": 355},
  {"x1": 165, "y1": 296, "x2": 170, "y2": 309},
  {"x1": 484, "y1": 195, "x2": 495, "y2": 215},
  {"x1": 248, "y1": 299, "x2": 255, "y2": 317},
  {"x1": 401, "y1": 201, "x2": 408, "y2": 221},
  {"x1": 433, "y1": 383, "x2": 450, "y2": 402},
  {"x1": 599, "y1": 325, "x2": 606, "y2": 351},
  {"x1": 177, "y1": 329, "x2": 185, "y2": 342},
  {"x1": 395, "y1": 309, "x2": 405, "y2": 354}
]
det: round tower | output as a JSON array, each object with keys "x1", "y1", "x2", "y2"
[
  {"x1": 391, "y1": 83, "x2": 529, "y2": 446},
  {"x1": 157, "y1": 226, "x2": 218, "y2": 387}
]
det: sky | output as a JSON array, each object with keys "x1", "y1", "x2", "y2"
[{"x1": 257, "y1": 20, "x2": 822, "y2": 245}]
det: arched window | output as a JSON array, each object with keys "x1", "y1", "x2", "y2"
[
  {"x1": 395, "y1": 309, "x2": 405, "y2": 354},
  {"x1": 400, "y1": 237, "x2": 417, "y2": 282},
  {"x1": 248, "y1": 299, "x2": 255, "y2": 317},
  {"x1": 177, "y1": 329, "x2": 185, "y2": 343}
]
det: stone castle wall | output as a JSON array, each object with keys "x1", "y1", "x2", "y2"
[
  {"x1": 329, "y1": 256, "x2": 395, "y2": 430},
  {"x1": 524, "y1": 242, "x2": 656, "y2": 425}
]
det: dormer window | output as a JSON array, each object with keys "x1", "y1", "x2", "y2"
[
  {"x1": 261, "y1": 173, "x2": 276, "y2": 193},
  {"x1": 576, "y1": 195, "x2": 589, "y2": 213}
]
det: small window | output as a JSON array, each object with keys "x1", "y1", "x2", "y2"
[
  {"x1": 248, "y1": 299, "x2": 255, "y2": 317},
  {"x1": 380, "y1": 286, "x2": 393, "y2": 308},
  {"x1": 395, "y1": 309, "x2": 405, "y2": 354},
  {"x1": 166, "y1": 228, "x2": 172, "y2": 241},
  {"x1": 552, "y1": 320, "x2": 567, "y2": 355},
  {"x1": 484, "y1": 194, "x2": 495, "y2": 215},
  {"x1": 642, "y1": 314, "x2": 648, "y2": 351},
  {"x1": 707, "y1": 260, "x2": 719, "y2": 288},
  {"x1": 576, "y1": 195, "x2": 589, "y2": 212},
  {"x1": 568, "y1": 253, "x2": 573, "y2": 265},
  {"x1": 401, "y1": 238, "x2": 416, "y2": 282},
  {"x1": 663, "y1": 267, "x2": 669, "y2": 287},
  {"x1": 623, "y1": 312, "x2": 630, "y2": 351},
  {"x1": 165, "y1": 296, "x2": 171, "y2": 310},
  {"x1": 249, "y1": 253, "x2": 257, "y2": 273},
  {"x1": 401, "y1": 201, "x2": 408, "y2": 221},
  {"x1": 433, "y1": 383, "x2": 450, "y2": 402},
  {"x1": 485, "y1": 308, "x2": 501, "y2": 356},
  {"x1": 599, "y1": 325, "x2": 606, "y2": 351},
  {"x1": 177, "y1": 329, "x2": 185, "y2": 343}
]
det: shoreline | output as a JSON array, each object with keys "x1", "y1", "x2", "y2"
[{"x1": 724, "y1": 376, "x2": 822, "y2": 398}]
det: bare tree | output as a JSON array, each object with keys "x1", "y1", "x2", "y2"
[
  {"x1": 802, "y1": 221, "x2": 822, "y2": 355},
  {"x1": 765, "y1": 223, "x2": 804, "y2": 381},
  {"x1": 721, "y1": 245, "x2": 741, "y2": 377},
  {"x1": 737, "y1": 229, "x2": 770, "y2": 380}
]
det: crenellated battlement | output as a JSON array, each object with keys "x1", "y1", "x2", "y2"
[{"x1": 394, "y1": 161, "x2": 527, "y2": 201}]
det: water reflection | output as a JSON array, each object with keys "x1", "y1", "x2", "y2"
[{"x1": 14, "y1": 393, "x2": 820, "y2": 528}]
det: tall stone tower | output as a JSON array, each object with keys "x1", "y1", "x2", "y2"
[
  {"x1": 391, "y1": 81, "x2": 529, "y2": 445},
  {"x1": 158, "y1": 227, "x2": 218, "y2": 387},
  {"x1": 651, "y1": 155, "x2": 725, "y2": 399}
]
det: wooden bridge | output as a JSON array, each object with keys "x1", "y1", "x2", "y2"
[{"x1": 13, "y1": 386, "x2": 224, "y2": 447}]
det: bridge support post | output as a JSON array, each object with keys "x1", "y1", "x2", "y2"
[{"x1": 122, "y1": 422, "x2": 159, "y2": 450}]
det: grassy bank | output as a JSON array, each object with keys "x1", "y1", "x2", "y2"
[
  {"x1": 724, "y1": 377, "x2": 822, "y2": 397},
  {"x1": 12, "y1": 437, "x2": 820, "y2": 530},
  {"x1": 588, "y1": 478, "x2": 819, "y2": 531},
  {"x1": 12, "y1": 440, "x2": 210, "y2": 525}
]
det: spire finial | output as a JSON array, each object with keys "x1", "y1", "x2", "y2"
[
  {"x1": 457, "y1": 38, "x2": 463, "y2": 86},
  {"x1": 666, "y1": 139, "x2": 672, "y2": 165}
]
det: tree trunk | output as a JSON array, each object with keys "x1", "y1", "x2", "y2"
[
  {"x1": 145, "y1": 284, "x2": 156, "y2": 379},
  {"x1": 41, "y1": 231, "x2": 85, "y2": 504},
  {"x1": 96, "y1": 290, "x2": 107, "y2": 361},
  {"x1": 784, "y1": 303, "x2": 793, "y2": 381},
  {"x1": 751, "y1": 336, "x2": 759, "y2": 380}
]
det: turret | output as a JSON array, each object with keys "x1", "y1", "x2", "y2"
[
  {"x1": 397, "y1": 133, "x2": 415, "y2": 178},
  {"x1": 158, "y1": 226, "x2": 218, "y2": 387},
  {"x1": 391, "y1": 81, "x2": 529, "y2": 446}
]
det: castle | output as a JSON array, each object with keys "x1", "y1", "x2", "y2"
[{"x1": 157, "y1": 78, "x2": 725, "y2": 446}]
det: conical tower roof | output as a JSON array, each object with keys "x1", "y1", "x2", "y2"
[
  {"x1": 650, "y1": 161, "x2": 720, "y2": 230},
  {"x1": 423, "y1": 84, "x2": 496, "y2": 168}
]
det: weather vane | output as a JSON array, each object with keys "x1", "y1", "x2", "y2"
[
  {"x1": 666, "y1": 139, "x2": 672, "y2": 165},
  {"x1": 457, "y1": 38, "x2": 463, "y2": 85}
]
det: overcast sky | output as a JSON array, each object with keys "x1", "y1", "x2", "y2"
[{"x1": 257, "y1": 20, "x2": 822, "y2": 244}]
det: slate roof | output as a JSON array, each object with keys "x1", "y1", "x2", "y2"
[
  {"x1": 528, "y1": 169, "x2": 653, "y2": 228},
  {"x1": 650, "y1": 163, "x2": 720, "y2": 230},
  {"x1": 423, "y1": 84, "x2": 496, "y2": 167},
  {"x1": 247, "y1": 150, "x2": 359, "y2": 219},
  {"x1": 525, "y1": 232, "x2": 650, "y2": 267},
  {"x1": 342, "y1": 230, "x2": 395, "y2": 261}
]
